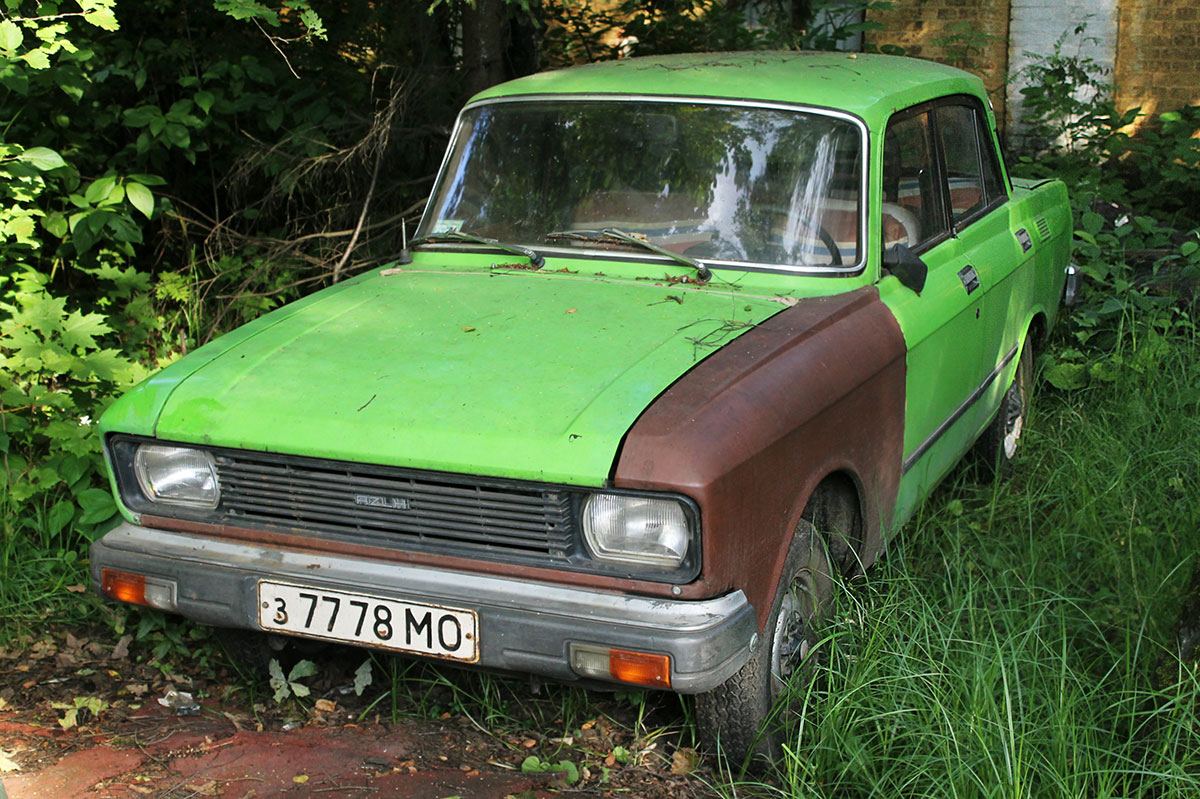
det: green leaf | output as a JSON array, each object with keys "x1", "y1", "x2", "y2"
[
  {"x1": 47, "y1": 500, "x2": 76, "y2": 535},
  {"x1": 3, "y1": 215, "x2": 35, "y2": 240},
  {"x1": 83, "y1": 9, "x2": 120, "y2": 31},
  {"x1": 101, "y1": 182, "x2": 126, "y2": 207},
  {"x1": 42, "y1": 212, "x2": 69, "y2": 238},
  {"x1": 55, "y1": 67, "x2": 89, "y2": 102},
  {"x1": 269, "y1": 658, "x2": 290, "y2": 702},
  {"x1": 21, "y1": 48, "x2": 50, "y2": 69},
  {"x1": 17, "y1": 292, "x2": 68, "y2": 336},
  {"x1": 18, "y1": 147, "x2": 67, "y2": 171},
  {"x1": 164, "y1": 123, "x2": 191, "y2": 149},
  {"x1": 1081, "y1": 211, "x2": 1104, "y2": 236},
  {"x1": 77, "y1": 349, "x2": 145, "y2": 384},
  {"x1": 215, "y1": 0, "x2": 281, "y2": 26},
  {"x1": 127, "y1": 173, "x2": 167, "y2": 186},
  {"x1": 125, "y1": 182, "x2": 154, "y2": 219},
  {"x1": 85, "y1": 175, "x2": 117, "y2": 204},
  {"x1": 194, "y1": 90, "x2": 215, "y2": 115},
  {"x1": 0, "y1": 19, "x2": 22, "y2": 53},
  {"x1": 122, "y1": 106, "x2": 160, "y2": 128},
  {"x1": 77, "y1": 487, "x2": 116, "y2": 524},
  {"x1": 60, "y1": 310, "x2": 111, "y2": 351},
  {"x1": 1181, "y1": 241, "x2": 1199, "y2": 257},
  {"x1": 288, "y1": 659, "x2": 318, "y2": 681},
  {"x1": 1045, "y1": 361, "x2": 1088, "y2": 391}
]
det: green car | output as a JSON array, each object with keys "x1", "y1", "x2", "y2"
[{"x1": 91, "y1": 52, "x2": 1071, "y2": 763}]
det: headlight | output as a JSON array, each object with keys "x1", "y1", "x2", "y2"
[
  {"x1": 582, "y1": 493, "x2": 689, "y2": 568},
  {"x1": 133, "y1": 445, "x2": 220, "y2": 509}
]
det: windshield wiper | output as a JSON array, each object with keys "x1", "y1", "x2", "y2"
[
  {"x1": 411, "y1": 230, "x2": 545, "y2": 268},
  {"x1": 545, "y1": 228, "x2": 710, "y2": 283}
]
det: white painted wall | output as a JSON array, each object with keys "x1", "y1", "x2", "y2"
[{"x1": 1007, "y1": 0, "x2": 1119, "y2": 135}]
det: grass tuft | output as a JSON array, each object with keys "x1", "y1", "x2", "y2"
[{"x1": 735, "y1": 325, "x2": 1200, "y2": 798}]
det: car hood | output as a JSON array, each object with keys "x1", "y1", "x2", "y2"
[{"x1": 117, "y1": 265, "x2": 791, "y2": 486}]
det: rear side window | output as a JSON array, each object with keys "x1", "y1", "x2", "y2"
[{"x1": 936, "y1": 103, "x2": 1007, "y2": 226}]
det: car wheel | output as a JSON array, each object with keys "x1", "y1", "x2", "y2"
[
  {"x1": 695, "y1": 520, "x2": 833, "y2": 768},
  {"x1": 977, "y1": 343, "x2": 1032, "y2": 476}
]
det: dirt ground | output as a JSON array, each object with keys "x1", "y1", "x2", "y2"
[{"x1": 0, "y1": 625, "x2": 721, "y2": 798}]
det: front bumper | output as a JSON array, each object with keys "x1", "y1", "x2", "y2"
[{"x1": 90, "y1": 522, "x2": 757, "y2": 693}]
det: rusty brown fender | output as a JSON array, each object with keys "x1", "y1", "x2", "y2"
[{"x1": 613, "y1": 285, "x2": 907, "y2": 628}]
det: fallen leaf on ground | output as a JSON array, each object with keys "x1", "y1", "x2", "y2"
[
  {"x1": 292, "y1": 774, "x2": 309, "y2": 784},
  {"x1": 670, "y1": 747, "x2": 700, "y2": 776},
  {"x1": 65, "y1": 584, "x2": 87, "y2": 593},
  {"x1": 112, "y1": 635, "x2": 133, "y2": 659},
  {"x1": 314, "y1": 699, "x2": 337, "y2": 713},
  {"x1": 0, "y1": 749, "x2": 19, "y2": 771}
]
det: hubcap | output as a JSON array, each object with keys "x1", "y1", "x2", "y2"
[
  {"x1": 1003, "y1": 387, "x2": 1025, "y2": 459},
  {"x1": 770, "y1": 591, "x2": 809, "y2": 695}
]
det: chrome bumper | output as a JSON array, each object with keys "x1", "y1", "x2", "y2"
[{"x1": 90, "y1": 522, "x2": 756, "y2": 693}]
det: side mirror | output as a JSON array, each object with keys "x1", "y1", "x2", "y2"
[{"x1": 882, "y1": 244, "x2": 928, "y2": 295}]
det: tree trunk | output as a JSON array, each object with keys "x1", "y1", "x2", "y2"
[{"x1": 461, "y1": 0, "x2": 509, "y2": 99}]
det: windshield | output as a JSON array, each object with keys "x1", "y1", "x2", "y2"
[{"x1": 419, "y1": 98, "x2": 864, "y2": 271}]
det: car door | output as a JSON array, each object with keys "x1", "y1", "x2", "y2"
[
  {"x1": 934, "y1": 100, "x2": 1028, "y2": 423},
  {"x1": 876, "y1": 100, "x2": 998, "y2": 524}
]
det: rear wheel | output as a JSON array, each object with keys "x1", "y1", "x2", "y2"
[
  {"x1": 976, "y1": 343, "x2": 1032, "y2": 476},
  {"x1": 695, "y1": 521, "x2": 833, "y2": 768}
]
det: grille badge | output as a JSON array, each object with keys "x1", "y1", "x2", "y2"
[{"x1": 354, "y1": 493, "x2": 411, "y2": 510}]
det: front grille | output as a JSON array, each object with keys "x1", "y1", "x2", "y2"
[{"x1": 214, "y1": 451, "x2": 576, "y2": 562}]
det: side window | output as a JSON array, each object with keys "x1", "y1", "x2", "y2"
[
  {"x1": 881, "y1": 111, "x2": 948, "y2": 251},
  {"x1": 936, "y1": 103, "x2": 1006, "y2": 226}
]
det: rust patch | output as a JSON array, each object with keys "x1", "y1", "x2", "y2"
[
  {"x1": 613, "y1": 285, "x2": 907, "y2": 626},
  {"x1": 140, "y1": 515, "x2": 702, "y2": 599}
]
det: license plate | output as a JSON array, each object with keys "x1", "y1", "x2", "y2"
[{"x1": 256, "y1": 581, "x2": 479, "y2": 662}]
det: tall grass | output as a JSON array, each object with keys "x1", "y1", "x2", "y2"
[{"x1": 726, "y1": 326, "x2": 1200, "y2": 798}]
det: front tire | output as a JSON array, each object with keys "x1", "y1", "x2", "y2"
[{"x1": 695, "y1": 521, "x2": 833, "y2": 767}]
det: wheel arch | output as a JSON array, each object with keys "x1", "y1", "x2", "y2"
[{"x1": 800, "y1": 470, "x2": 867, "y2": 576}]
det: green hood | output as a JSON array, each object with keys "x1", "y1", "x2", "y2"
[{"x1": 112, "y1": 264, "x2": 787, "y2": 486}]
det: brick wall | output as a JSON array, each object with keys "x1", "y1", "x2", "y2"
[
  {"x1": 865, "y1": 0, "x2": 1200, "y2": 134},
  {"x1": 865, "y1": 0, "x2": 1013, "y2": 121},
  {"x1": 1116, "y1": 0, "x2": 1200, "y2": 118}
]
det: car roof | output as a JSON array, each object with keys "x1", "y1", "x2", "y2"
[{"x1": 470, "y1": 52, "x2": 985, "y2": 127}]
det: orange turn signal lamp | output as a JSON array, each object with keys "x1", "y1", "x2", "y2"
[
  {"x1": 100, "y1": 568, "x2": 178, "y2": 611},
  {"x1": 569, "y1": 643, "x2": 671, "y2": 688}
]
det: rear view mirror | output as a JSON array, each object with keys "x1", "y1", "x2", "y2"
[{"x1": 883, "y1": 243, "x2": 928, "y2": 294}]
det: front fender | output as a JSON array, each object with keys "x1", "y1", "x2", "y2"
[{"x1": 613, "y1": 286, "x2": 907, "y2": 627}]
